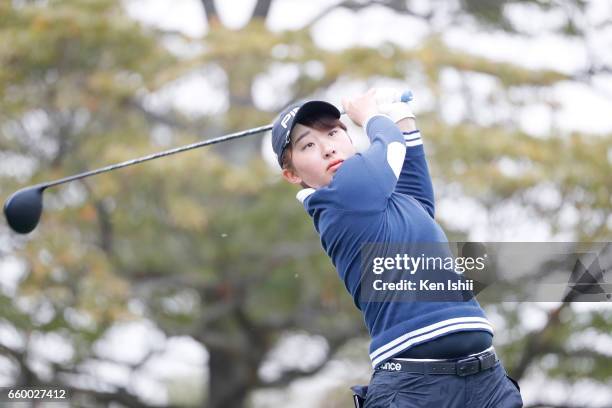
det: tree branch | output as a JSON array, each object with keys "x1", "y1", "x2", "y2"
[
  {"x1": 256, "y1": 323, "x2": 365, "y2": 389},
  {"x1": 508, "y1": 302, "x2": 569, "y2": 380},
  {"x1": 0, "y1": 343, "x2": 24, "y2": 368},
  {"x1": 303, "y1": 0, "x2": 433, "y2": 29},
  {"x1": 78, "y1": 180, "x2": 114, "y2": 254},
  {"x1": 6, "y1": 345, "x2": 183, "y2": 408},
  {"x1": 252, "y1": 0, "x2": 273, "y2": 20},
  {"x1": 56, "y1": 375, "x2": 182, "y2": 408},
  {"x1": 200, "y1": 0, "x2": 219, "y2": 25},
  {"x1": 127, "y1": 98, "x2": 195, "y2": 130}
]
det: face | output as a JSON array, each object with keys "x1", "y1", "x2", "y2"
[{"x1": 282, "y1": 123, "x2": 357, "y2": 188}]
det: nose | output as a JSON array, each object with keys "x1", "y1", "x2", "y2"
[{"x1": 322, "y1": 140, "x2": 336, "y2": 158}]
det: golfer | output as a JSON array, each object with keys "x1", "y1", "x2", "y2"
[{"x1": 271, "y1": 88, "x2": 523, "y2": 407}]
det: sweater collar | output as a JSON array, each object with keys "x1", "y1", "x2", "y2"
[{"x1": 296, "y1": 188, "x2": 316, "y2": 203}]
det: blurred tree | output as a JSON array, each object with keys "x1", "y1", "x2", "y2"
[{"x1": 0, "y1": 1, "x2": 610, "y2": 408}]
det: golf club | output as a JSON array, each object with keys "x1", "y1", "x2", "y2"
[
  {"x1": 3, "y1": 123, "x2": 272, "y2": 234},
  {"x1": 3, "y1": 90, "x2": 413, "y2": 234}
]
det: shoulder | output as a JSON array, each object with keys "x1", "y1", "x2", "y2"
[{"x1": 298, "y1": 155, "x2": 387, "y2": 213}]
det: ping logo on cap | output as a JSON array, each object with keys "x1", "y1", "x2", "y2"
[{"x1": 281, "y1": 107, "x2": 300, "y2": 129}]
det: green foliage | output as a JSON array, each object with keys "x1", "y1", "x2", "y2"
[
  {"x1": 1, "y1": 0, "x2": 610, "y2": 407},
  {"x1": 425, "y1": 120, "x2": 612, "y2": 240},
  {"x1": 0, "y1": 0, "x2": 175, "y2": 114}
]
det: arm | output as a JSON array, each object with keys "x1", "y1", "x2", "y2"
[
  {"x1": 396, "y1": 130, "x2": 435, "y2": 217},
  {"x1": 381, "y1": 105, "x2": 435, "y2": 218},
  {"x1": 344, "y1": 90, "x2": 407, "y2": 200},
  {"x1": 303, "y1": 90, "x2": 406, "y2": 212},
  {"x1": 301, "y1": 90, "x2": 409, "y2": 212}
]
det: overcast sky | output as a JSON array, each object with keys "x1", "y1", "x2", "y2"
[{"x1": 124, "y1": 0, "x2": 612, "y2": 135}]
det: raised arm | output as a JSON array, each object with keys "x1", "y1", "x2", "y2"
[
  {"x1": 302, "y1": 90, "x2": 410, "y2": 213},
  {"x1": 342, "y1": 89, "x2": 407, "y2": 197},
  {"x1": 378, "y1": 96, "x2": 435, "y2": 218}
]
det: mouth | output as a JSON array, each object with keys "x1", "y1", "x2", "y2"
[{"x1": 327, "y1": 159, "x2": 344, "y2": 172}]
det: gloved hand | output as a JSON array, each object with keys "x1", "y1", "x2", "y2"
[
  {"x1": 375, "y1": 88, "x2": 415, "y2": 123},
  {"x1": 342, "y1": 89, "x2": 379, "y2": 128}
]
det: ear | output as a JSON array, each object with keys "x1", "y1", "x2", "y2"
[{"x1": 281, "y1": 168, "x2": 303, "y2": 185}]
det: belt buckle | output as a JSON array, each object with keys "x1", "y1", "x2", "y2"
[
  {"x1": 456, "y1": 357, "x2": 480, "y2": 376},
  {"x1": 477, "y1": 352, "x2": 496, "y2": 370}
]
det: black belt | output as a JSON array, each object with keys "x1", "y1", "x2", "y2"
[{"x1": 376, "y1": 348, "x2": 498, "y2": 377}]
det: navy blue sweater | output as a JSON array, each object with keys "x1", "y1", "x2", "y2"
[{"x1": 297, "y1": 115, "x2": 493, "y2": 368}]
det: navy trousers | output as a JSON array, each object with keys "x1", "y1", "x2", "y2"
[{"x1": 362, "y1": 360, "x2": 523, "y2": 408}]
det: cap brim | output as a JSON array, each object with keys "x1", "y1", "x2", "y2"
[
  {"x1": 287, "y1": 101, "x2": 341, "y2": 140},
  {"x1": 293, "y1": 101, "x2": 341, "y2": 126}
]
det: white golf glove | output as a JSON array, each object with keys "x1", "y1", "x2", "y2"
[{"x1": 375, "y1": 88, "x2": 415, "y2": 123}]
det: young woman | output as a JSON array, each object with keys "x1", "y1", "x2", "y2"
[{"x1": 271, "y1": 89, "x2": 523, "y2": 407}]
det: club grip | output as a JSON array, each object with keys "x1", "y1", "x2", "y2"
[
  {"x1": 398, "y1": 90, "x2": 413, "y2": 103},
  {"x1": 375, "y1": 88, "x2": 413, "y2": 105},
  {"x1": 339, "y1": 89, "x2": 414, "y2": 116}
]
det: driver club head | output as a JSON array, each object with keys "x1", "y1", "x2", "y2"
[{"x1": 3, "y1": 186, "x2": 45, "y2": 234}]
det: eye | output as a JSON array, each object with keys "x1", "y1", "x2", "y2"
[
  {"x1": 302, "y1": 142, "x2": 315, "y2": 151},
  {"x1": 328, "y1": 129, "x2": 338, "y2": 136}
]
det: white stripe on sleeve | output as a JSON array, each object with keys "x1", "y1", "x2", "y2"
[
  {"x1": 386, "y1": 142, "x2": 406, "y2": 179},
  {"x1": 405, "y1": 139, "x2": 423, "y2": 147}
]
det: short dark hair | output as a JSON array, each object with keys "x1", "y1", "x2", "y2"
[{"x1": 280, "y1": 115, "x2": 348, "y2": 170}]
